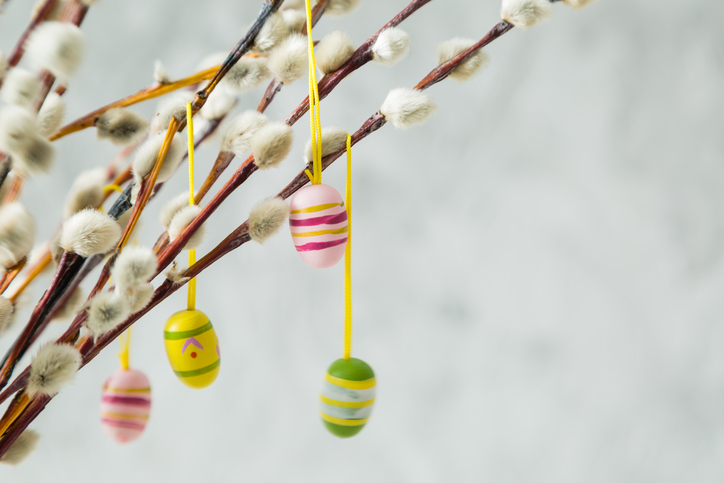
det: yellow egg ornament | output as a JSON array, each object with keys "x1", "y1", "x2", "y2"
[{"x1": 164, "y1": 309, "x2": 220, "y2": 389}]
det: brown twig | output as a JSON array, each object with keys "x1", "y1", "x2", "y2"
[
  {"x1": 43, "y1": 0, "x2": 287, "y2": 352},
  {"x1": 49, "y1": 65, "x2": 221, "y2": 141},
  {"x1": 191, "y1": 0, "x2": 284, "y2": 112}
]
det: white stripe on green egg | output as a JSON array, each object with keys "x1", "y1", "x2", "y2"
[{"x1": 319, "y1": 357, "x2": 376, "y2": 438}]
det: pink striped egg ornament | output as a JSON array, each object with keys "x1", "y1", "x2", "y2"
[
  {"x1": 100, "y1": 368, "x2": 151, "y2": 444},
  {"x1": 289, "y1": 184, "x2": 348, "y2": 269}
]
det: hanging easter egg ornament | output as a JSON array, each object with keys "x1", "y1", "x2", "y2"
[
  {"x1": 100, "y1": 328, "x2": 151, "y2": 444},
  {"x1": 164, "y1": 309, "x2": 220, "y2": 389},
  {"x1": 289, "y1": 184, "x2": 348, "y2": 269},
  {"x1": 163, "y1": 103, "x2": 220, "y2": 389},
  {"x1": 288, "y1": 0, "x2": 349, "y2": 270},
  {"x1": 320, "y1": 357, "x2": 376, "y2": 438},
  {"x1": 317, "y1": 133, "x2": 377, "y2": 438}
]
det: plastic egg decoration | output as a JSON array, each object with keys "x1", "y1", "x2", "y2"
[
  {"x1": 320, "y1": 358, "x2": 376, "y2": 438},
  {"x1": 289, "y1": 184, "x2": 349, "y2": 269},
  {"x1": 100, "y1": 368, "x2": 151, "y2": 444},
  {"x1": 164, "y1": 309, "x2": 220, "y2": 389}
]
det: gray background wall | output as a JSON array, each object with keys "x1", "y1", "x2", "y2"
[{"x1": 2, "y1": 0, "x2": 724, "y2": 481}]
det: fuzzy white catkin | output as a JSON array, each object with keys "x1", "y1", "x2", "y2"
[
  {"x1": 304, "y1": 126, "x2": 348, "y2": 163},
  {"x1": 253, "y1": 12, "x2": 289, "y2": 52},
  {"x1": 0, "y1": 68, "x2": 41, "y2": 107},
  {"x1": 0, "y1": 429, "x2": 40, "y2": 465},
  {"x1": 200, "y1": 88, "x2": 236, "y2": 121},
  {"x1": 165, "y1": 262, "x2": 190, "y2": 285},
  {"x1": 0, "y1": 296, "x2": 14, "y2": 335},
  {"x1": 563, "y1": 0, "x2": 596, "y2": 7},
  {"x1": 223, "y1": 57, "x2": 271, "y2": 94},
  {"x1": 50, "y1": 232, "x2": 63, "y2": 265},
  {"x1": 168, "y1": 205, "x2": 206, "y2": 250},
  {"x1": 251, "y1": 122, "x2": 294, "y2": 169},
  {"x1": 159, "y1": 192, "x2": 191, "y2": 229},
  {"x1": 0, "y1": 203, "x2": 36, "y2": 270},
  {"x1": 37, "y1": 92, "x2": 66, "y2": 137},
  {"x1": 59, "y1": 209, "x2": 121, "y2": 257},
  {"x1": 249, "y1": 198, "x2": 290, "y2": 244},
  {"x1": 281, "y1": 9, "x2": 306, "y2": 34},
  {"x1": 0, "y1": 106, "x2": 39, "y2": 155},
  {"x1": 85, "y1": 291, "x2": 131, "y2": 339},
  {"x1": 267, "y1": 35, "x2": 307, "y2": 85},
  {"x1": 95, "y1": 108, "x2": 147, "y2": 146},
  {"x1": 15, "y1": 135, "x2": 55, "y2": 175},
  {"x1": 27, "y1": 343, "x2": 81, "y2": 396},
  {"x1": 63, "y1": 168, "x2": 106, "y2": 219},
  {"x1": 372, "y1": 28, "x2": 410, "y2": 66},
  {"x1": 25, "y1": 22, "x2": 85, "y2": 82},
  {"x1": 150, "y1": 91, "x2": 194, "y2": 134},
  {"x1": 221, "y1": 110, "x2": 268, "y2": 157},
  {"x1": 380, "y1": 88, "x2": 437, "y2": 130},
  {"x1": 132, "y1": 135, "x2": 186, "y2": 184},
  {"x1": 153, "y1": 59, "x2": 171, "y2": 84},
  {"x1": 51, "y1": 286, "x2": 84, "y2": 322},
  {"x1": 501, "y1": 0, "x2": 553, "y2": 28},
  {"x1": 316, "y1": 31, "x2": 356, "y2": 75},
  {"x1": 123, "y1": 283, "x2": 154, "y2": 313},
  {"x1": 317, "y1": 0, "x2": 360, "y2": 16},
  {"x1": 111, "y1": 246, "x2": 157, "y2": 288},
  {"x1": 437, "y1": 38, "x2": 490, "y2": 82}
]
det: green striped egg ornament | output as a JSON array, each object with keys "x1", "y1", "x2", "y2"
[{"x1": 320, "y1": 358, "x2": 376, "y2": 438}]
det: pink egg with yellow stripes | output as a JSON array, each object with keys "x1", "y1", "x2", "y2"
[
  {"x1": 100, "y1": 369, "x2": 151, "y2": 444},
  {"x1": 289, "y1": 184, "x2": 348, "y2": 269}
]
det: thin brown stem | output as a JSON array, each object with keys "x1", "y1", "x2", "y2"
[
  {"x1": 50, "y1": 65, "x2": 221, "y2": 141},
  {"x1": 192, "y1": 0, "x2": 284, "y2": 112}
]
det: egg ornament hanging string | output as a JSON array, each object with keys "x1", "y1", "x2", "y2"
[
  {"x1": 163, "y1": 103, "x2": 221, "y2": 389},
  {"x1": 100, "y1": 327, "x2": 152, "y2": 444},
  {"x1": 319, "y1": 135, "x2": 377, "y2": 438},
  {"x1": 288, "y1": 0, "x2": 348, "y2": 269}
]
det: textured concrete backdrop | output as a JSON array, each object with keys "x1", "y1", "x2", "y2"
[{"x1": 2, "y1": 0, "x2": 724, "y2": 481}]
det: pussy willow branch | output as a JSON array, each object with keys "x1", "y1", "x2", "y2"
[
  {"x1": 10, "y1": 0, "x2": 290, "y2": 365},
  {"x1": 0, "y1": 1, "x2": 94, "y2": 210},
  {"x1": 34, "y1": 0, "x2": 90, "y2": 110},
  {"x1": 153, "y1": 1, "x2": 330, "y2": 253},
  {"x1": 0, "y1": 251, "x2": 85, "y2": 387},
  {"x1": 0, "y1": 0, "x2": 438, "y2": 408},
  {"x1": 100, "y1": 19, "x2": 520, "y2": 366},
  {"x1": 191, "y1": 0, "x2": 284, "y2": 112},
  {"x1": 49, "y1": 65, "x2": 221, "y2": 140},
  {"x1": 1, "y1": 14, "x2": 515, "y2": 435},
  {"x1": 112, "y1": 0, "x2": 286, "y2": 259},
  {"x1": 154, "y1": 0, "x2": 435, "y2": 276},
  {"x1": 0, "y1": 0, "x2": 288, "y2": 408},
  {"x1": 3, "y1": 145, "x2": 132, "y2": 305},
  {"x1": 0, "y1": 1, "x2": 515, "y2": 454}
]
